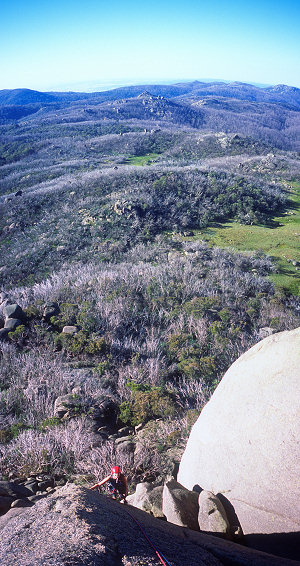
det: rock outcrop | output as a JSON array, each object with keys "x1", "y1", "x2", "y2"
[
  {"x1": 127, "y1": 481, "x2": 164, "y2": 517},
  {"x1": 128, "y1": 478, "x2": 232, "y2": 538},
  {"x1": 162, "y1": 477, "x2": 199, "y2": 530},
  {"x1": 0, "y1": 484, "x2": 297, "y2": 566},
  {"x1": 198, "y1": 490, "x2": 230, "y2": 538},
  {"x1": 54, "y1": 393, "x2": 81, "y2": 419},
  {"x1": 2, "y1": 303, "x2": 26, "y2": 321},
  {"x1": 178, "y1": 328, "x2": 300, "y2": 559},
  {"x1": 0, "y1": 298, "x2": 27, "y2": 339},
  {"x1": 0, "y1": 476, "x2": 58, "y2": 518},
  {"x1": 43, "y1": 301, "x2": 60, "y2": 322}
]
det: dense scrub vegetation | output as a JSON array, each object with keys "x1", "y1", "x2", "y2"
[
  {"x1": 0, "y1": 166, "x2": 288, "y2": 287},
  {"x1": 0, "y1": 81, "x2": 299, "y2": 488}
]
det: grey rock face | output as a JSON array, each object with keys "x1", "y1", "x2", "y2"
[
  {"x1": 10, "y1": 498, "x2": 33, "y2": 509},
  {"x1": 0, "y1": 297, "x2": 10, "y2": 320},
  {"x1": 129, "y1": 482, "x2": 164, "y2": 518},
  {"x1": 38, "y1": 479, "x2": 54, "y2": 491},
  {"x1": 3, "y1": 303, "x2": 25, "y2": 321},
  {"x1": 90, "y1": 397, "x2": 118, "y2": 427},
  {"x1": 62, "y1": 325, "x2": 78, "y2": 334},
  {"x1": 0, "y1": 496, "x2": 14, "y2": 514},
  {"x1": 115, "y1": 438, "x2": 135, "y2": 464},
  {"x1": 162, "y1": 478, "x2": 199, "y2": 531},
  {"x1": 117, "y1": 426, "x2": 134, "y2": 437},
  {"x1": 0, "y1": 292, "x2": 9, "y2": 303},
  {"x1": 198, "y1": 490, "x2": 230, "y2": 538},
  {"x1": 43, "y1": 302, "x2": 59, "y2": 322},
  {"x1": 0, "y1": 481, "x2": 33, "y2": 499},
  {"x1": 1, "y1": 484, "x2": 292, "y2": 566},
  {"x1": 114, "y1": 435, "x2": 133, "y2": 446},
  {"x1": 4, "y1": 318, "x2": 23, "y2": 331},
  {"x1": 257, "y1": 326, "x2": 274, "y2": 339},
  {"x1": 178, "y1": 328, "x2": 300, "y2": 547},
  {"x1": 24, "y1": 481, "x2": 39, "y2": 494},
  {"x1": 54, "y1": 393, "x2": 80, "y2": 418},
  {"x1": 0, "y1": 328, "x2": 9, "y2": 341}
]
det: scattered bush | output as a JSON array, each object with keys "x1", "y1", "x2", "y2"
[
  {"x1": 119, "y1": 386, "x2": 179, "y2": 426},
  {"x1": 54, "y1": 331, "x2": 109, "y2": 357}
]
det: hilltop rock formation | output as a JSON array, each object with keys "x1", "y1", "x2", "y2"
[
  {"x1": 0, "y1": 483, "x2": 297, "y2": 566},
  {"x1": 178, "y1": 327, "x2": 300, "y2": 559}
]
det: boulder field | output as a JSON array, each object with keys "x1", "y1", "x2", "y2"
[{"x1": 178, "y1": 327, "x2": 300, "y2": 559}]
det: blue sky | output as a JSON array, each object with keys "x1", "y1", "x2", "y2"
[{"x1": 1, "y1": 0, "x2": 299, "y2": 91}]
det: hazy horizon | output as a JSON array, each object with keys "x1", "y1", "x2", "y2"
[
  {"x1": 0, "y1": 77, "x2": 278, "y2": 94},
  {"x1": 1, "y1": 0, "x2": 300, "y2": 91}
]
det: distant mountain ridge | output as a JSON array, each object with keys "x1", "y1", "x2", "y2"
[
  {"x1": 0, "y1": 88, "x2": 57, "y2": 105},
  {"x1": 0, "y1": 80, "x2": 300, "y2": 110},
  {"x1": 0, "y1": 81, "x2": 299, "y2": 150}
]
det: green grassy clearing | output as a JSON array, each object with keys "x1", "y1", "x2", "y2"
[
  {"x1": 193, "y1": 181, "x2": 300, "y2": 295},
  {"x1": 123, "y1": 153, "x2": 160, "y2": 166}
]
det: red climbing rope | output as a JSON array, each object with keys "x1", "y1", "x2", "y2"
[{"x1": 125, "y1": 508, "x2": 173, "y2": 566}]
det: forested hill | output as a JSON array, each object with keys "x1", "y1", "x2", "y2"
[
  {"x1": 0, "y1": 81, "x2": 299, "y2": 150},
  {"x1": 1, "y1": 81, "x2": 300, "y2": 108}
]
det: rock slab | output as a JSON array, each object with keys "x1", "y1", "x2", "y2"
[
  {"x1": 0, "y1": 484, "x2": 296, "y2": 566},
  {"x1": 178, "y1": 328, "x2": 300, "y2": 556}
]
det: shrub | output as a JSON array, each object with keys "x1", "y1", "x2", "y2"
[
  {"x1": 39, "y1": 417, "x2": 61, "y2": 430},
  {"x1": 186, "y1": 409, "x2": 200, "y2": 428},
  {"x1": 9, "y1": 422, "x2": 33, "y2": 438},
  {"x1": 0, "y1": 429, "x2": 12, "y2": 444},
  {"x1": 178, "y1": 354, "x2": 216, "y2": 381},
  {"x1": 50, "y1": 302, "x2": 78, "y2": 330},
  {"x1": 24, "y1": 304, "x2": 42, "y2": 319},
  {"x1": 77, "y1": 302, "x2": 98, "y2": 333},
  {"x1": 165, "y1": 429, "x2": 181, "y2": 446},
  {"x1": 8, "y1": 325, "x2": 27, "y2": 343},
  {"x1": 93, "y1": 358, "x2": 112, "y2": 376},
  {"x1": 54, "y1": 331, "x2": 109, "y2": 356},
  {"x1": 119, "y1": 387, "x2": 178, "y2": 426},
  {"x1": 270, "y1": 316, "x2": 281, "y2": 329},
  {"x1": 183, "y1": 296, "x2": 220, "y2": 318},
  {"x1": 0, "y1": 430, "x2": 66, "y2": 477},
  {"x1": 166, "y1": 332, "x2": 190, "y2": 358}
]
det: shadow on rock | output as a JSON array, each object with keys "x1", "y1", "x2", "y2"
[{"x1": 244, "y1": 531, "x2": 300, "y2": 562}]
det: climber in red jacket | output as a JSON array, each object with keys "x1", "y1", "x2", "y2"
[{"x1": 90, "y1": 466, "x2": 128, "y2": 502}]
